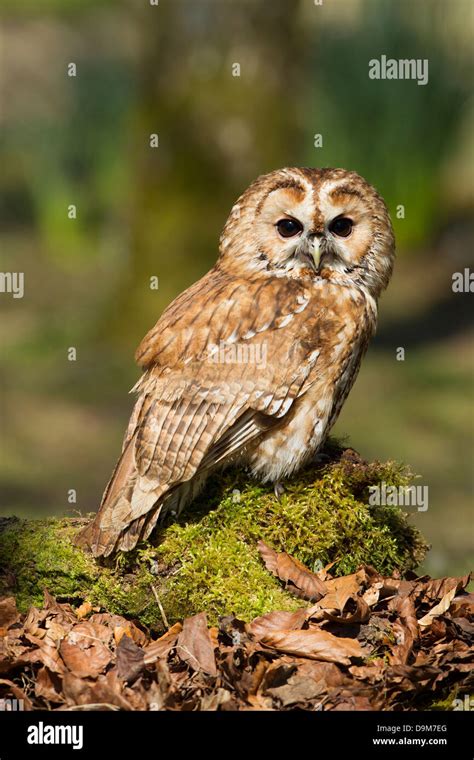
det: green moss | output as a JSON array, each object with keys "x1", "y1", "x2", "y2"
[{"x1": 0, "y1": 444, "x2": 428, "y2": 631}]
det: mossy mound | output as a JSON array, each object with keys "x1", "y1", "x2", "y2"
[{"x1": 0, "y1": 445, "x2": 428, "y2": 632}]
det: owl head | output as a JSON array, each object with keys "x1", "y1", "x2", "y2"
[{"x1": 218, "y1": 167, "x2": 395, "y2": 299}]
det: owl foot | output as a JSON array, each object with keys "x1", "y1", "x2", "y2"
[{"x1": 273, "y1": 482, "x2": 285, "y2": 500}]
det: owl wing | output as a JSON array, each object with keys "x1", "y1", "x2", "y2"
[{"x1": 76, "y1": 268, "x2": 333, "y2": 556}]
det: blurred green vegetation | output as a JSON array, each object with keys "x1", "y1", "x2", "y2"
[{"x1": 1, "y1": 0, "x2": 473, "y2": 577}]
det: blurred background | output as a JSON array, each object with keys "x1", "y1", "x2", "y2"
[{"x1": 1, "y1": 0, "x2": 472, "y2": 576}]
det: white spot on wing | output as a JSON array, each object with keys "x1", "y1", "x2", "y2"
[
  {"x1": 225, "y1": 329, "x2": 239, "y2": 343},
  {"x1": 308, "y1": 349, "x2": 321, "y2": 364},
  {"x1": 277, "y1": 313, "x2": 294, "y2": 328},
  {"x1": 294, "y1": 299, "x2": 309, "y2": 313}
]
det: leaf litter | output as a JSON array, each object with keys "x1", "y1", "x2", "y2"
[{"x1": 0, "y1": 541, "x2": 471, "y2": 711}]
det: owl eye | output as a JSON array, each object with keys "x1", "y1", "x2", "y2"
[
  {"x1": 329, "y1": 217, "x2": 353, "y2": 238},
  {"x1": 276, "y1": 218, "x2": 303, "y2": 238}
]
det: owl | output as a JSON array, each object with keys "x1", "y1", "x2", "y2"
[{"x1": 76, "y1": 167, "x2": 395, "y2": 557}]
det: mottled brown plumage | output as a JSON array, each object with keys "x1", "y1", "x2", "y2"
[{"x1": 76, "y1": 167, "x2": 395, "y2": 556}]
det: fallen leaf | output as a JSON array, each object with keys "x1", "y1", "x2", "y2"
[
  {"x1": 0, "y1": 678, "x2": 33, "y2": 710},
  {"x1": 257, "y1": 541, "x2": 327, "y2": 601},
  {"x1": 265, "y1": 674, "x2": 325, "y2": 706},
  {"x1": 200, "y1": 688, "x2": 232, "y2": 711},
  {"x1": 249, "y1": 609, "x2": 308, "y2": 639},
  {"x1": 176, "y1": 613, "x2": 217, "y2": 676},
  {"x1": 75, "y1": 601, "x2": 93, "y2": 619},
  {"x1": 418, "y1": 586, "x2": 458, "y2": 627},
  {"x1": 21, "y1": 640, "x2": 66, "y2": 674},
  {"x1": 388, "y1": 595, "x2": 419, "y2": 665},
  {"x1": 450, "y1": 593, "x2": 474, "y2": 619},
  {"x1": 59, "y1": 622, "x2": 112, "y2": 678},
  {"x1": 0, "y1": 597, "x2": 20, "y2": 633},
  {"x1": 349, "y1": 660, "x2": 385, "y2": 684},
  {"x1": 116, "y1": 634, "x2": 144, "y2": 683},
  {"x1": 23, "y1": 607, "x2": 48, "y2": 638},
  {"x1": 319, "y1": 571, "x2": 366, "y2": 612},
  {"x1": 62, "y1": 670, "x2": 133, "y2": 710},
  {"x1": 260, "y1": 628, "x2": 364, "y2": 665},
  {"x1": 362, "y1": 583, "x2": 382, "y2": 607},
  {"x1": 44, "y1": 617, "x2": 71, "y2": 643},
  {"x1": 89, "y1": 613, "x2": 148, "y2": 647},
  {"x1": 34, "y1": 666, "x2": 65, "y2": 704},
  {"x1": 143, "y1": 622, "x2": 182, "y2": 664},
  {"x1": 420, "y1": 574, "x2": 471, "y2": 603}
]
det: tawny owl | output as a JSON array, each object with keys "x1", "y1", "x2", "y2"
[{"x1": 76, "y1": 167, "x2": 395, "y2": 557}]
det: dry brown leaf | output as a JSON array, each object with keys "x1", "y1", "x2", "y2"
[
  {"x1": 244, "y1": 693, "x2": 275, "y2": 710},
  {"x1": 59, "y1": 639, "x2": 111, "y2": 679},
  {"x1": 176, "y1": 612, "x2": 217, "y2": 676},
  {"x1": 265, "y1": 673, "x2": 325, "y2": 706},
  {"x1": 257, "y1": 541, "x2": 327, "y2": 601},
  {"x1": 362, "y1": 583, "x2": 382, "y2": 607},
  {"x1": 419, "y1": 573, "x2": 471, "y2": 603},
  {"x1": 450, "y1": 592, "x2": 474, "y2": 618},
  {"x1": 62, "y1": 670, "x2": 133, "y2": 710},
  {"x1": 0, "y1": 597, "x2": 20, "y2": 634},
  {"x1": 249, "y1": 609, "x2": 308, "y2": 639},
  {"x1": 44, "y1": 617, "x2": 71, "y2": 643},
  {"x1": 75, "y1": 601, "x2": 93, "y2": 619},
  {"x1": 59, "y1": 622, "x2": 113, "y2": 678},
  {"x1": 349, "y1": 659, "x2": 385, "y2": 684},
  {"x1": 69, "y1": 621, "x2": 113, "y2": 647},
  {"x1": 0, "y1": 678, "x2": 33, "y2": 710},
  {"x1": 23, "y1": 607, "x2": 48, "y2": 638},
  {"x1": 113, "y1": 624, "x2": 132, "y2": 645},
  {"x1": 34, "y1": 666, "x2": 65, "y2": 704},
  {"x1": 143, "y1": 622, "x2": 182, "y2": 664},
  {"x1": 21, "y1": 640, "x2": 66, "y2": 674},
  {"x1": 323, "y1": 596, "x2": 371, "y2": 624},
  {"x1": 319, "y1": 570, "x2": 365, "y2": 612},
  {"x1": 200, "y1": 688, "x2": 232, "y2": 711},
  {"x1": 388, "y1": 595, "x2": 419, "y2": 665},
  {"x1": 42, "y1": 590, "x2": 77, "y2": 624},
  {"x1": 116, "y1": 634, "x2": 144, "y2": 683},
  {"x1": 260, "y1": 627, "x2": 364, "y2": 664},
  {"x1": 89, "y1": 613, "x2": 148, "y2": 647},
  {"x1": 418, "y1": 586, "x2": 458, "y2": 627},
  {"x1": 316, "y1": 559, "x2": 338, "y2": 581},
  {"x1": 304, "y1": 570, "x2": 370, "y2": 624}
]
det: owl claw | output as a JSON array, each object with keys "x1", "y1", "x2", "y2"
[{"x1": 274, "y1": 482, "x2": 285, "y2": 500}]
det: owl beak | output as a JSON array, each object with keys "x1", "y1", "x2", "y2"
[{"x1": 309, "y1": 236, "x2": 321, "y2": 271}]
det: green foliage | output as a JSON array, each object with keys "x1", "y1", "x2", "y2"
[{"x1": 0, "y1": 448, "x2": 428, "y2": 631}]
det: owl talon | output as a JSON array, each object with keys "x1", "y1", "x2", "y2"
[{"x1": 274, "y1": 482, "x2": 285, "y2": 500}]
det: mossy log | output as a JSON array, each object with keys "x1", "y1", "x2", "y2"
[{"x1": 0, "y1": 445, "x2": 428, "y2": 633}]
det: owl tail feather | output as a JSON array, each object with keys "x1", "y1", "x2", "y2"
[
  {"x1": 75, "y1": 501, "x2": 164, "y2": 558},
  {"x1": 74, "y1": 434, "x2": 139, "y2": 557},
  {"x1": 74, "y1": 434, "x2": 205, "y2": 557}
]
